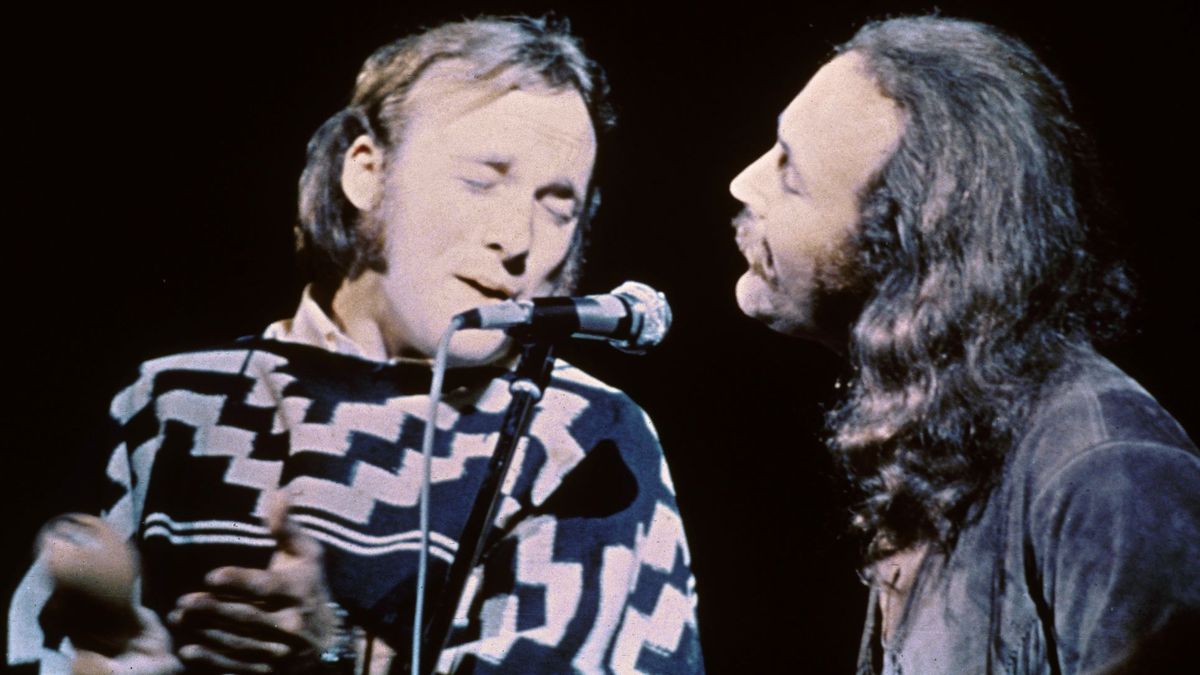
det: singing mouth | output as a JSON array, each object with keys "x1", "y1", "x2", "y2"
[
  {"x1": 456, "y1": 276, "x2": 513, "y2": 301},
  {"x1": 733, "y1": 230, "x2": 774, "y2": 281},
  {"x1": 732, "y1": 209, "x2": 767, "y2": 273}
]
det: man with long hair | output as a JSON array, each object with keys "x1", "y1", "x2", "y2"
[
  {"x1": 730, "y1": 15, "x2": 1198, "y2": 673},
  {"x1": 10, "y1": 16, "x2": 702, "y2": 674}
]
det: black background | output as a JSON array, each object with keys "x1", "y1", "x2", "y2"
[{"x1": 6, "y1": 2, "x2": 1196, "y2": 672}]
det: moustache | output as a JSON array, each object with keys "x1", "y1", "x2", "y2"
[{"x1": 731, "y1": 208, "x2": 756, "y2": 233}]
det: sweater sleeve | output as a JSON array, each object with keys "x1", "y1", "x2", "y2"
[
  {"x1": 1029, "y1": 440, "x2": 1200, "y2": 673},
  {"x1": 6, "y1": 369, "x2": 161, "y2": 672}
]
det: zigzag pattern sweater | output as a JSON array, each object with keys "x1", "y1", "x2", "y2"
[{"x1": 10, "y1": 337, "x2": 703, "y2": 673}]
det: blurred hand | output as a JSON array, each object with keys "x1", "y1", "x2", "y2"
[
  {"x1": 71, "y1": 606, "x2": 182, "y2": 675},
  {"x1": 36, "y1": 513, "x2": 179, "y2": 673},
  {"x1": 169, "y1": 496, "x2": 339, "y2": 673}
]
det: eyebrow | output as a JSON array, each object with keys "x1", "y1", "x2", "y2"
[
  {"x1": 482, "y1": 159, "x2": 509, "y2": 175},
  {"x1": 452, "y1": 155, "x2": 511, "y2": 174},
  {"x1": 538, "y1": 181, "x2": 581, "y2": 202}
]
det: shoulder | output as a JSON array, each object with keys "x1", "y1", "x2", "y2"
[
  {"x1": 1016, "y1": 354, "x2": 1198, "y2": 499},
  {"x1": 120, "y1": 336, "x2": 379, "y2": 392},
  {"x1": 1006, "y1": 358, "x2": 1200, "y2": 671},
  {"x1": 1014, "y1": 355, "x2": 1200, "y2": 551},
  {"x1": 126, "y1": 339, "x2": 301, "y2": 384},
  {"x1": 544, "y1": 358, "x2": 661, "y2": 442},
  {"x1": 548, "y1": 358, "x2": 635, "y2": 401},
  {"x1": 109, "y1": 338, "x2": 321, "y2": 422},
  {"x1": 534, "y1": 359, "x2": 676, "y2": 497},
  {"x1": 110, "y1": 344, "x2": 256, "y2": 415}
]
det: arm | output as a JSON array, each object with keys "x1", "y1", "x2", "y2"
[
  {"x1": 1030, "y1": 441, "x2": 1200, "y2": 673},
  {"x1": 10, "y1": 513, "x2": 183, "y2": 675},
  {"x1": 8, "y1": 371, "x2": 164, "y2": 672}
]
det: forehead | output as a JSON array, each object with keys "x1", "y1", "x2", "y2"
[
  {"x1": 779, "y1": 52, "x2": 904, "y2": 187},
  {"x1": 399, "y1": 64, "x2": 596, "y2": 166}
]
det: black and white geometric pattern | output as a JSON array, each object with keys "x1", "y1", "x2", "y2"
[{"x1": 9, "y1": 336, "x2": 703, "y2": 673}]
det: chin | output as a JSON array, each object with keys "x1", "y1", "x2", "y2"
[
  {"x1": 735, "y1": 273, "x2": 828, "y2": 339},
  {"x1": 737, "y1": 272, "x2": 793, "y2": 326},
  {"x1": 445, "y1": 329, "x2": 515, "y2": 367},
  {"x1": 735, "y1": 271, "x2": 772, "y2": 318}
]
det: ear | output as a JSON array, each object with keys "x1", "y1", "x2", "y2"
[{"x1": 341, "y1": 134, "x2": 385, "y2": 211}]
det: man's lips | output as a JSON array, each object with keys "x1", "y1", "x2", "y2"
[
  {"x1": 732, "y1": 215, "x2": 773, "y2": 281},
  {"x1": 456, "y1": 276, "x2": 514, "y2": 301}
]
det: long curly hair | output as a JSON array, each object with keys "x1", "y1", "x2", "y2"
[{"x1": 825, "y1": 17, "x2": 1133, "y2": 562}]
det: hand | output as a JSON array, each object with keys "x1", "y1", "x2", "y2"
[
  {"x1": 168, "y1": 496, "x2": 339, "y2": 673},
  {"x1": 72, "y1": 606, "x2": 183, "y2": 675}
]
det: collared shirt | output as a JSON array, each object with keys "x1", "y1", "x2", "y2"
[
  {"x1": 264, "y1": 286, "x2": 446, "y2": 369},
  {"x1": 263, "y1": 286, "x2": 379, "y2": 360}
]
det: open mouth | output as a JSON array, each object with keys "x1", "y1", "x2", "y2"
[
  {"x1": 744, "y1": 249, "x2": 777, "y2": 286},
  {"x1": 456, "y1": 276, "x2": 512, "y2": 301},
  {"x1": 733, "y1": 210, "x2": 774, "y2": 279}
]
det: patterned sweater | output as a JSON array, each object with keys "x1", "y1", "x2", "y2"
[{"x1": 9, "y1": 337, "x2": 703, "y2": 673}]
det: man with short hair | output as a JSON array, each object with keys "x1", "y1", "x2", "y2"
[
  {"x1": 10, "y1": 16, "x2": 703, "y2": 674},
  {"x1": 730, "y1": 16, "x2": 1199, "y2": 673}
]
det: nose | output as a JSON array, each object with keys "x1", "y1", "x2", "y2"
[
  {"x1": 484, "y1": 196, "x2": 534, "y2": 276},
  {"x1": 729, "y1": 147, "x2": 773, "y2": 205}
]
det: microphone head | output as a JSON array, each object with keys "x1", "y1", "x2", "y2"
[{"x1": 609, "y1": 281, "x2": 672, "y2": 354}]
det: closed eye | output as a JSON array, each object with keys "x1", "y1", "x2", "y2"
[
  {"x1": 460, "y1": 176, "x2": 496, "y2": 192},
  {"x1": 457, "y1": 159, "x2": 509, "y2": 193},
  {"x1": 537, "y1": 184, "x2": 580, "y2": 224}
]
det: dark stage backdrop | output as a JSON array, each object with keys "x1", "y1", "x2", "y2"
[{"x1": 6, "y1": 2, "x2": 1196, "y2": 672}]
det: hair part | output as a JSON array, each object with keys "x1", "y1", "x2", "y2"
[
  {"x1": 824, "y1": 16, "x2": 1133, "y2": 563},
  {"x1": 296, "y1": 15, "x2": 614, "y2": 303}
]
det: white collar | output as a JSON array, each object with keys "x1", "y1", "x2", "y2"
[{"x1": 263, "y1": 286, "x2": 416, "y2": 364}]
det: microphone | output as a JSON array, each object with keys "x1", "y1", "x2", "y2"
[{"x1": 456, "y1": 281, "x2": 672, "y2": 354}]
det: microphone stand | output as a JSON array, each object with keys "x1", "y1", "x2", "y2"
[{"x1": 414, "y1": 335, "x2": 557, "y2": 675}]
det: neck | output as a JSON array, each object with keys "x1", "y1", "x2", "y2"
[{"x1": 329, "y1": 273, "x2": 395, "y2": 361}]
